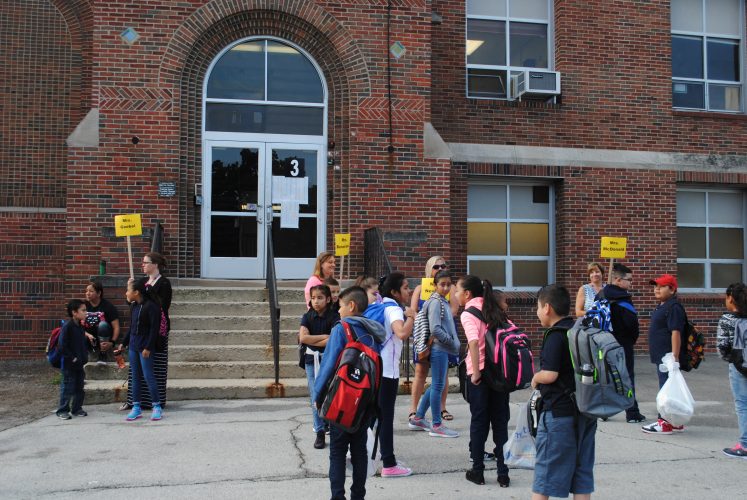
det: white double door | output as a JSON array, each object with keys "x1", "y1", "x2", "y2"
[{"x1": 201, "y1": 139, "x2": 325, "y2": 279}]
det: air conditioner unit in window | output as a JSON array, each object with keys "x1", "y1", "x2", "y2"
[{"x1": 511, "y1": 70, "x2": 561, "y2": 99}]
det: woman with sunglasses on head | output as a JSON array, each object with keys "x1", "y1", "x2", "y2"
[
  {"x1": 408, "y1": 256, "x2": 460, "y2": 425},
  {"x1": 117, "y1": 251, "x2": 172, "y2": 411}
]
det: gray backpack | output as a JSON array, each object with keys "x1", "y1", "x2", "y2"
[{"x1": 567, "y1": 318, "x2": 634, "y2": 419}]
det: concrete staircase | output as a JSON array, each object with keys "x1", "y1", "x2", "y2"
[{"x1": 85, "y1": 280, "x2": 311, "y2": 404}]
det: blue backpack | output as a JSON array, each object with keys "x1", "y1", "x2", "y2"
[
  {"x1": 583, "y1": 294, "x2": 636, "y2": 332},
  {"x1": 362, "y1": 301, "x2": 401, "y2": 326},
  {"x1": 46, "y1": 321, "x2": 65, "y2": 368}
]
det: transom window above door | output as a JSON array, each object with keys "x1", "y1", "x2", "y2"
[{"x1": 205, "y1": 39, "x2": 325, "y2": 135}]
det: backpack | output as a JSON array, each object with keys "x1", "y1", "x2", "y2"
[
  {"x1": 412, "y1": 294, "x2": 444, "y2": 361},
  {"x1": 319, "y1": 321, "x2": 383, "y2": 433},
  {"x1": 583, "y1": 292, "x2": 636, "y2": 332},
  {"x1": 465, "y1": 307, "x2": 534, "y2": 393},
  {"x1": 46, "y1": 321, "x2": 65, "y2": 368},
  {"x1": 679, "y1": 317, "x2": 705, "y2": 372},
  {"x1": 362, "y1": 301, "x2": 401, "y2": 326},
  {"x1": 566, "y1": 318, "x2": 635, "y2": 419}
]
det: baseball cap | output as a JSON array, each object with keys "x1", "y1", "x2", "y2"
[{"x1": 648, "y1": 274, "x2": 677, "y2": 291}]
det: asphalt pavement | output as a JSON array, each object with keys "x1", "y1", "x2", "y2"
[{"x1": 1, "y1": 356, "x2": 743, "y2": 499}]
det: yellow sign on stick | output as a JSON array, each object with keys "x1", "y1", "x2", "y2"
[
  {"x1": 600, "y1": 237, "x2": 627, "y2": 259},
  {"x1": 114, "y1": 214, "x2": 143, "y2": 237},
  {"x1": 334, "y1": 233, "x2": 350, "y2": 257}
]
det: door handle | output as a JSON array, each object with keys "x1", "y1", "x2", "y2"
[
  {"x1": 256, "y1": 204, "x2": 264, "y2": 225},
  {"x1": 266, "y1": 206, "x2": 273, "y2": 227}
]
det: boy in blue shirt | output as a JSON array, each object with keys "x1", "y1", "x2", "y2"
[
  {"x1": 57, "y1": 299, "x2": 94, "y2": 420},
  {"x1": 532, "y1": 285, "x2": 596, "y2": 500},
  {"x1": 313, "y1": 286, "x2": 386, "y2": 500}
]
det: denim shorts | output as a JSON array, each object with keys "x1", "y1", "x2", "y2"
[{"x1": 532, "y1": 410, "x2": 596, "y2": 498}]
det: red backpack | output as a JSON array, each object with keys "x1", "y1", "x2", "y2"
[{"x1": 319, "y1": 321, "x2": 382, "y2": 433}]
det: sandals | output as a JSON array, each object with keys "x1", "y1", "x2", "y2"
[{"x1": 441, "y1": 410, "x2": 454, "y2": 421}]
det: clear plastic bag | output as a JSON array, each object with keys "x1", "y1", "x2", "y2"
[
  {"x1": 503, "y1": 402, "x2": 536, "y2": 469},
  {"x1": 656, "y1": 353, "x2": 696, "y2": 426}
]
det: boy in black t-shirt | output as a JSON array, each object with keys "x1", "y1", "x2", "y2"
[{"x1": 531, "y1": 285, "x2": 596, "y2": 500}]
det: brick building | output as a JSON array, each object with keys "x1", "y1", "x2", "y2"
[{"x1": 2, "y1": 0, "x2": 746, "y2": 359}]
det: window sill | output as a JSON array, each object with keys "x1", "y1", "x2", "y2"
[
  {"x1": 468, "y1": 97, "x2": 562, "y2": 110},
  {"x1": 673, "y1": 109, "x2": 747, "y2": 121}
]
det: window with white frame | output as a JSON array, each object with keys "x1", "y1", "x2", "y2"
[
  {"x1": 466, "y1": 0, "x2": 553, "y2": 99},
  {"x1": 467, "y1": 182, "x2": 554, "y2": 289},
  {"x1": 671, "y1": 0, "x2": 744, "y2": 112},
  {"x1": 677, "y1": 188, "x2": 746, "y2": 290}
]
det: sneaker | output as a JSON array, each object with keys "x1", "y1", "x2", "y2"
[
  {"x1": 465, "y1": 469, "x2": 485, "y2": 485},
  {"x1": 428, "y1": 424, "x2": 459, "y2": 438},
  {"x1": 722, "y1": 443, "x2": 747, "y2": 459},
  {"x1": 381, "y1": 464, "x2": 413, "y2": 478},
  {"x1": 119, "y1": 402, "x2": 132, "y2": 411},
  {"x1": 470, "y1": 452, "x2": 496, "y2": 462},
  {"x1": 72, "y1": 410, "x2": 88, "y2": 417},
  {"x1": 151, "y1": 405, "x2": 163, "y2": 421},
  {"x1": 671, "y1": 424, "x2": 685, "y2": 433},
  {"x1": 56, "y1": 412, "x2": 72, "y2": 420},
  {"x1": 408, "y1": 415, "x2": 431, "y2": 431},
  {"x1": 641, "y1": 418, "x2": 673, "y2": 435},
  {"x1": 126, "y1": 406, "x2": 142, "y2": 421},
  {"x1": 497, "y1": 474, "x2": 510, "y2": 488},
  {"x1": 626, "y1": 413, "x2": 646, "y2": 423},
  {"x1": 314, "y1": 430, "x2": 326, "y2": 449}
]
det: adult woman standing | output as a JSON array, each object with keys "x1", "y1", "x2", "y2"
[
  {"x1": 119, "y1": 251, "x2": 172, "y2": 410},
  {"x1": 408, "y1": 256, "x2": 459, "y2": 424},
  {"x1": 305, "y1": 251, "x2": 336, "y2": 306},
  {"x1": 574, "y1": 262, "x2": 605, "y2": 317}
]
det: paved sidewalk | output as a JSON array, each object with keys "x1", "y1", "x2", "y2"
[{"x1": 1, "y1": 357, "x2": 743, "y2": 499}]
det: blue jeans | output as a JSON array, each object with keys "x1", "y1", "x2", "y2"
[
  {"x1": 58, "y1": 367, "x2": 85, "y2": 414},
  {"x1": 129, "y1": 348, "x2": 160, "y2": 405},
  {"x1": 729, "y1": 363, "x2": 747, "y2": 447},
  {"x1": 417, "y1": 348, "x2": 448, "y2": 426},
  {"x1": 467, "y1": 378, "x2": 510, "y2": 475},
  {"x1": 305, "y1": 361, "x2": 325, "y2": 432},
  {"x1": 329, "y1": 424, "x2": 368, "y2": 500}
]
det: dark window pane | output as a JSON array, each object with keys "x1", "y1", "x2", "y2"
[
  {"x1": 672, "y1": 35, "x2": 703, "y2": 78},
  {"x1": 468, "y1": 259, "x2": 506, "y2": 287},
  {"x1": 672, "y1": 80, "x2": 705, "y2": 108},
  {"x1": 467, "y1": 19, "x2": 506, "y2": 65},
  {"x1": 211, "y1": 147, "x2": 259, "y2": 212},
  {"x1": 709, "y1": 84, "x2": 742, "y2": 111},
  {"x1": 712, "y1": 263, "x2": 743, "y2": 289},
  {"x1": 677, "y1": 227, "x2": 706, "y2": 258},
  {"x1": 707, "y1": 38, "x2": 740, "y2": 82},
  {"x1": 710, "y1": 227, "x2": 744, "y2": 259},
  {"x1": 468, "y1": 68, "x2": 507, "y2": 98},
  {"x1": 512, "y1": 260, "x2": 548, "y2": 287},
  {"x1": 509, "y1": 22, "x2": 548, "y2": 68},
  {"x1": 211, "y1": 216, "x2": 258, "y2": 257},
  {"x1": 678, "y1": 263, "x2": 705, "y2": 288},
  {"x1": 271, "y1": 149, "x2": 318, "y2": 214},
  {"x1": 207, "y1": 41, "x2": 265, "y2": 99},
  {"x1": 206, "y1": 103, "x2": 324, "y2": 135},
  {"x1": 267, "y1": 41, "x2": 324, "y2": 103},
  {"x1": 271, "y1": 217, "x2": 317, "y2": 257}
]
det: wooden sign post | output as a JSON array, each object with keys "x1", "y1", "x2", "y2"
[
  {"x1": 600, "y1": 236, "x2": 628, "y2": 273},
  {"x1": 334, "y1": 233, "x2": 351, "y2": 280},
  {"x1": 114, "y1": 214, "x2": 143, "y2": 279}
]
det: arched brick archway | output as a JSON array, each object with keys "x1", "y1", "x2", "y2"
[{"x1": 158, "y1": 2, "x2": 370, "y2": 277}]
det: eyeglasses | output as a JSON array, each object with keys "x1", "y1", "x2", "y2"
[
  {"x1": 432, "y1": 264, "x2": 448, "y2": 270},
  {"x1": 620, "y1": 277, "x2": 632, "y2": 282}
]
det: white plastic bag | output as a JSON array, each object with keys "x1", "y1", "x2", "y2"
[
  {"x1": 503, "y1": 402, "x2": 536, "y2": 469},
  {"x1": 345, "y1": 427, "x2": 378, "y2": 477},
  {"x1": 656, "y1": 353, "x2": 695, "y2": 426}
]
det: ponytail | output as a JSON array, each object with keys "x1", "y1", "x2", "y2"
[{"x1": 458, "y1": 275, "x2": 506, "y2": 329}]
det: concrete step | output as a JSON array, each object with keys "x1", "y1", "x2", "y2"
[
  {"x1": 168, "y1": 329, "x2": 299, "y2": 345},
  {"x1": 170, "y1": 315, "x2": 299, "y2": 331},
  {"x1": 85, "y1": 360, "x2": 304, "y2": 380},
  {"x1": 84, "y1": 377, "x2": 312, "y2": 404},
  {"x1": 170, "y1": 301, "x2": 307, "y2": 317},
  {"x1": 168, "y1": 345, "x2": 299, "y2": 362},
  {"x1": 172, "y1": 287, "x2": 305, "y2": 302}
]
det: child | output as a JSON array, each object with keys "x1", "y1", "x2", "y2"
[
  {"x1": 717, "y1": 282, "x2": 747, "y2": 459},
  {"x1": 455, "y1": 275, "x2": 511, "y2": 487},
  {"x1": 313, "y1": 286, "x2": 387, "y2": 500},
  {"x1": 299, "y1": 284, "x2": 339, "y2": 449},
  {"x1": 324, "y1": 277, "x2": 341, "y2": 313},
  {"x1": 532, "y1": 284, "x2": 596, "y2": 500},
  {"x1": 354, "y1": 276, "x2": 381, "y2": 304},
  {"x1": 120, "y1": 278, "x2": 163, "y2": 421},
  {"x1": 410, "y1": 270, "x2": 460, "y2": 437},
  {"x1": 56, "y1": 299, "x2": 92, "y2": 420}
]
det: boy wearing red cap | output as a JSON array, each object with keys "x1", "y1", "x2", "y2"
[{"x1": 642, "y1": 274, "x2": 686, "y2": 435}]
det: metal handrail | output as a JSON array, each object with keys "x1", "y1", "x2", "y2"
[
  {"x1": 363, "y1": 227, "x2": 393, "y2": 279},
  {"x1": 266, "y1": 226, "x2": 281, "y2": 386},
  {"x1": 150, "y1": 221, "x2": 163, "y2": 254}
]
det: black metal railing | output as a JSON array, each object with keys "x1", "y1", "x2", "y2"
[
  {"x1": 363, "y1": 227, "x2": 393, "y2": 279},
  {"x1": 150, "y1": 221, "x2": 163, "y2": 254},
  {"x1": 266, "y1": 226, "x2": 281, "y2": 385}
]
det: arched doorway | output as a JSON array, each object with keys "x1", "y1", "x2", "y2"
[{"x1": 201, "y1": 38, "x2": 327, "y2": 279}]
